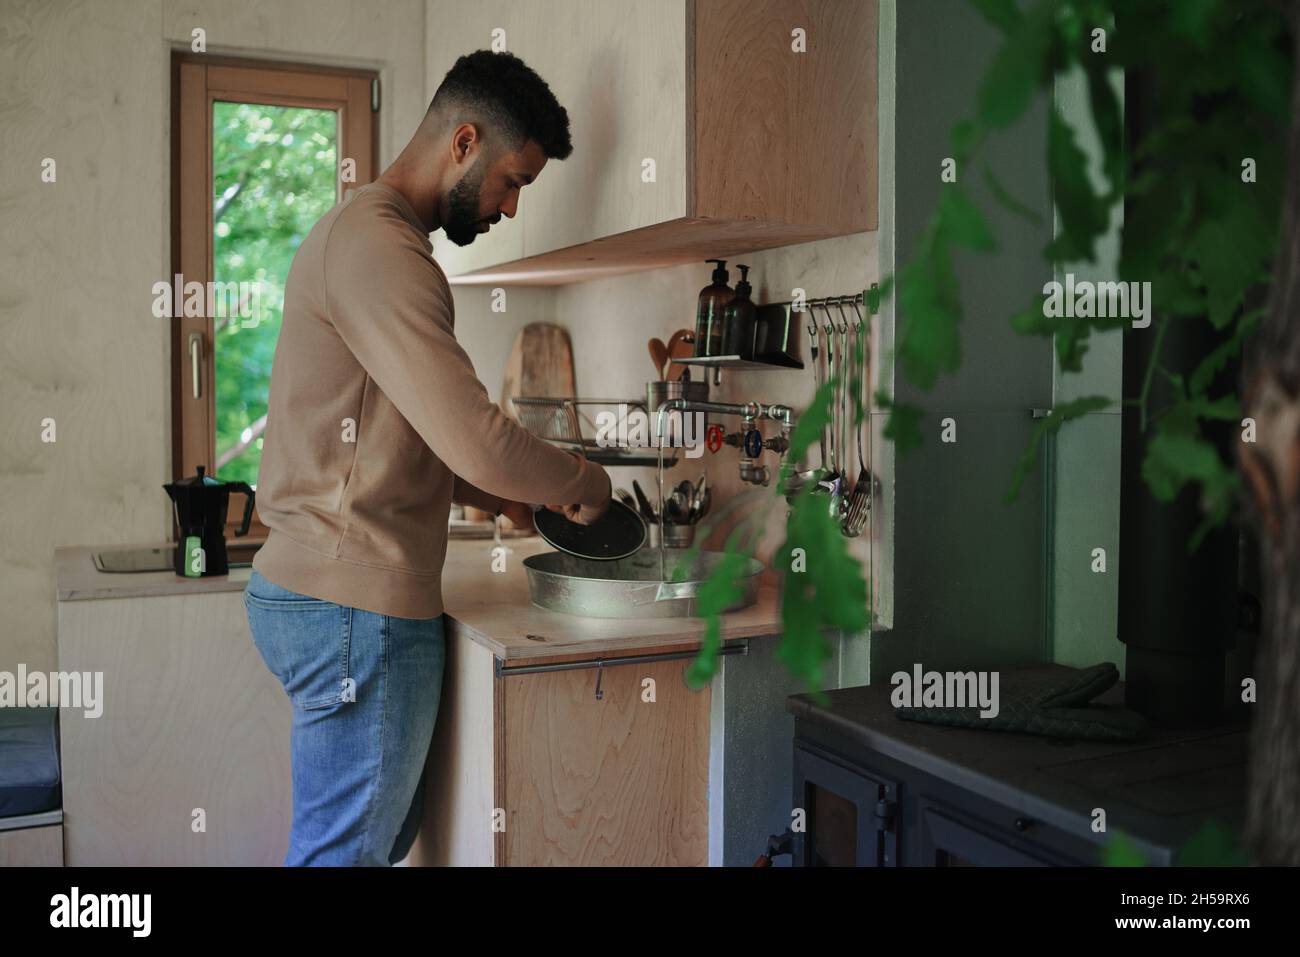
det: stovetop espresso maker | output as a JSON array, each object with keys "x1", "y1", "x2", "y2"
[{"x1": 162, "y1": 466, "x2": 255, "y2": 577}]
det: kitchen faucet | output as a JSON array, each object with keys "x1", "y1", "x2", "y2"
[{"x1": 654, "y1": 398, "x2": 795, "y2": 487}]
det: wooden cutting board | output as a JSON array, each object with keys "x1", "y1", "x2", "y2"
[
  {"x1": 499, "y1": 322, "x2": 576, "y2": 417},
  {"x1": 469, "y1": 323, "x2": 576, "y2": 523}
]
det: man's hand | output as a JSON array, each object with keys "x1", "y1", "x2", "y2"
[
  {"x1": 544, "y1": 496, "x2": 610, "y2": 526},
  {"x1": 498, "y1": 500, "x2": 536, "y2": 530}
]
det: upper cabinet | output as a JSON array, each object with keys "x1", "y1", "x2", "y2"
[{"x1": 425, "y1": 0, "x2": 877, "y2": 285}]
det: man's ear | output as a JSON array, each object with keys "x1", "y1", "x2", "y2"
[{"x1": 451, "y1": 122, "x2": 480, "y2": 165}]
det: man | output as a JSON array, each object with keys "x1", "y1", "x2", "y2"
[{"x1": 244, "y1": 50, "x2": 611, "y2": 866}]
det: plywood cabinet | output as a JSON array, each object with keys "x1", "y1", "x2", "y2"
[
  {"x1": 409, "y1": 632, "x2": 711, "y2": 866},
  {"x1": 427, "y1": 0, "x2": 877, "y2": 284}
]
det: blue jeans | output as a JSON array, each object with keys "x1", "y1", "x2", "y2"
[{"x1": 243, "y1": 569, "x2": 446, "y2": 866}]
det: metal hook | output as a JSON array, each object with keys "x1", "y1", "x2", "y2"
[
  {"x1": 594, "y1": 660, "x2": 604, "y2": 700},
  {"x1": 846, "y1": 296, "x2": 865, "y2": 331},
  {"x1": 832, "y1": 298, "x2": 850, "y2": 335}
]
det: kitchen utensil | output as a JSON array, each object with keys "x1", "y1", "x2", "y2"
[
  {"x1": 631, "y1": 479, "x2": 658, "y2": 523},
  {"x1": 667, "y1": 480, "x2": 693, "y2": 524},
  {"x1": 814, "y1": 300, "x2": 845, "y2": 498},
  {"x1": 806, "y1": 305, "x2": 830, "y2": 474},
  {"x1": 692, "y1": 486, "x2": 711, "y2": 523},
  {"x1": 614, "y1": 487, "x2": 637, "y2": 510},
  {"x1": 690, "y1": 473, "x2": 707, "y2": 521},
  {"x1": 649, "y1": 338, "x2": 669, "y2": 380},
  {"x1": 522, "y1": 549, "x2": 762, "y2": 619},
  {"x1": 835, "y1": 300, "x2": 852, "y2": 490},
  {"x1": 842, "y1": 295, "x2": 875, "y2": 538},
  {"x1": 500, "y1": 323, "x2": 576, "y2": 418},
  {"x1": 162, "y1": 465, "x2": 255, "y2": 577},
  {"x1": 665, "y1": 328, "x2": 696, "y2": 381},
  {"x1": 533, "y1": 498, "x2": 647, "y2": 561}
]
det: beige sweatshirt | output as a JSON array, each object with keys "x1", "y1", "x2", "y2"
[{"x1": 253, "y1": 181, "x2": 609, "y2": 618}]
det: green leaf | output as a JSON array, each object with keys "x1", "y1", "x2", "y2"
[
  {"x1": 1141, "y1": 430, "x2": 1228, "y2": 502},
  {"x1": 788, "y1": 380, "x2": 835, "y2": 465},
  {"x1": 951, "y1": 120, "x2": 985, "y2": 161},
  {"x1": 1168, "y1": 0, "x2": 1219, "y2": 50},
  {"x1": 1175, "y1": 821, "x2": 1250, "y2": 867},
  {"x1": 684, "y1": 541, "x2": 753, "y2": 689},
  {"x1": 1103, "y1": 831, "x2": 1148, "y2": 867},
  {"x1": 1006, "y1": 396, "x2": 1112, "y2": 502},
  {"x1": 1083, "y1": 62, "x2": 1124, "y2": 196},
  {"x1": 939, "y1": 186, "x2": 996, "y2": 251},
  {"x1": 897, "y1": 231, "x2": 961, "y2": 389},
  {"x1": 1189, "y1": 310, "x2": 1261, "y2": 395},
  {"x1": 1009, "y1": 295, "x2": 1056, "y2": 335},
  {"x1": 776, "y1": 492, "x2": 869, "y2": 692},
  {"x1": 976, "y1": 0, "x2": 1056, "y2": 130},
  {"x1": 970, "y1": 0, "x2": 1022, "y2": 34},
  {"x1": 1047, "y1": 106, "x2": 1111, "y2": 263},
  {"x1": 877, "y1": 393, "x2": 924, "y2": 455},
  {"x1": 1185, "y1": 200, "x2": 1274, "y2": 329}
]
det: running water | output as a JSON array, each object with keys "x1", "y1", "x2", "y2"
[{"x1": 656, "y1": 434, "x2": 667, "y2": 581}]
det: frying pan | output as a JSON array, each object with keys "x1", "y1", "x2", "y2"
[{"x1": 532, "y1": 498, "x2": 647, "y2": 561}]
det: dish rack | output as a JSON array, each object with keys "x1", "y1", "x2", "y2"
[{"x1": 510, "y1": 396, "x2": 681, "y2": 468}]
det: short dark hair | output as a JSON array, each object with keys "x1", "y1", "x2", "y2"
[{"x1": 430, "y1": 50, "x2": 573, "y2": 160}]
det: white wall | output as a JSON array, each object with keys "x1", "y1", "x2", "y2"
[
  {"x1": 0, "y1": 0, "x2": 882, "y2": 682},
  {"x1": 0, "y1": 0, "x2": 425, "y2": 673}
]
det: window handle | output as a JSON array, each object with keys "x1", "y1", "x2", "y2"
[{"x1": 189, "y1": 332, "x2": 203, "y2": 399}]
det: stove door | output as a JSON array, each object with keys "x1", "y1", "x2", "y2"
[{"x1": 793, "y1": 739, "x2": 898, "y2": 867}]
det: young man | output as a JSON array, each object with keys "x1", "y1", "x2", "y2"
[{"x1": 244, "y1": 51, "x2": 611, "y2": 866}]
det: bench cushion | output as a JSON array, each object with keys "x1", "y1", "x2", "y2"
[{"x1": 0, "y1": 708, "x2": 62, "y2": 817}]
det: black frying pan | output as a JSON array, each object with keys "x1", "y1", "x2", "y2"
[{"x1": 533, "y1": 498, "x2": 647, "y2": 561}]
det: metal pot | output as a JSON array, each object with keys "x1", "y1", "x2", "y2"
[{"x1": 522, "y1": 549, "x2": 762, "y2": 619}]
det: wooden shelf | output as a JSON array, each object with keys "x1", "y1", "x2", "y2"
[{"x1": 435, "y1": 0, "x2": 878, "y2": 287}]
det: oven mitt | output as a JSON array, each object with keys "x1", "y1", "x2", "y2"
[{"x1": 893, "y1": 663, "x2": 1148, "y2": 740}]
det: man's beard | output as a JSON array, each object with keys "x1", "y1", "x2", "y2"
[{"x1": 443, "y1": 163, "x2": 494, "y2": 247}]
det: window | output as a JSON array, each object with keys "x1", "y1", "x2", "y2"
[{"x1": 170, "y1": 53, "x2": 377, "y2": 538}]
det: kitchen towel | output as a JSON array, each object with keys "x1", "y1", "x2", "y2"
[{"x1": 894, "y1": 662, "x2": 1149, "y2": 740}]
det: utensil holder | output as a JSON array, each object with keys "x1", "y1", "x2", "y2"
[{"x1": 646, "y1": 523, "x2": 695, "y2": 549}]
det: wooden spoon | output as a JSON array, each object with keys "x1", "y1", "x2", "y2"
[
  {"x1": 665, "y1": 329, "x2": 696, "y2": 381},
  {"x1": 648, "y1": 338, "x2": 669, "y2": 381}
]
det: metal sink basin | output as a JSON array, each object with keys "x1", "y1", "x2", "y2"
[{"x1": 522, "y1": 549, "x2": 764, "y2": 619}]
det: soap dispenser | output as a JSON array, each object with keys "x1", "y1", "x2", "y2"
[
  {"x1": 720, "y1": 264, "x2": 757, "y2": 359},
  {"x1": 693, "y1": 259, "x2": 733, "y2": 358}
]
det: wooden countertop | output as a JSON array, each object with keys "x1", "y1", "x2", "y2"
[{"x1": 56, "y1": 537, "x2": 784, "y2": 662}]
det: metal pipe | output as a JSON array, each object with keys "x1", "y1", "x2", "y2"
[{"x1": 654, "y1": 396, "x2": 793, "y2": 440}]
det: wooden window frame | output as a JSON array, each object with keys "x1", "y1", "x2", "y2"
[{"x1": 170, "y1": 52, "x2": 378, "y2": 541}]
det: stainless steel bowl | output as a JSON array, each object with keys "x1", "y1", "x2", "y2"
[{"x1": 522, "y1": 549, "x2": 762, "y2": 619}]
